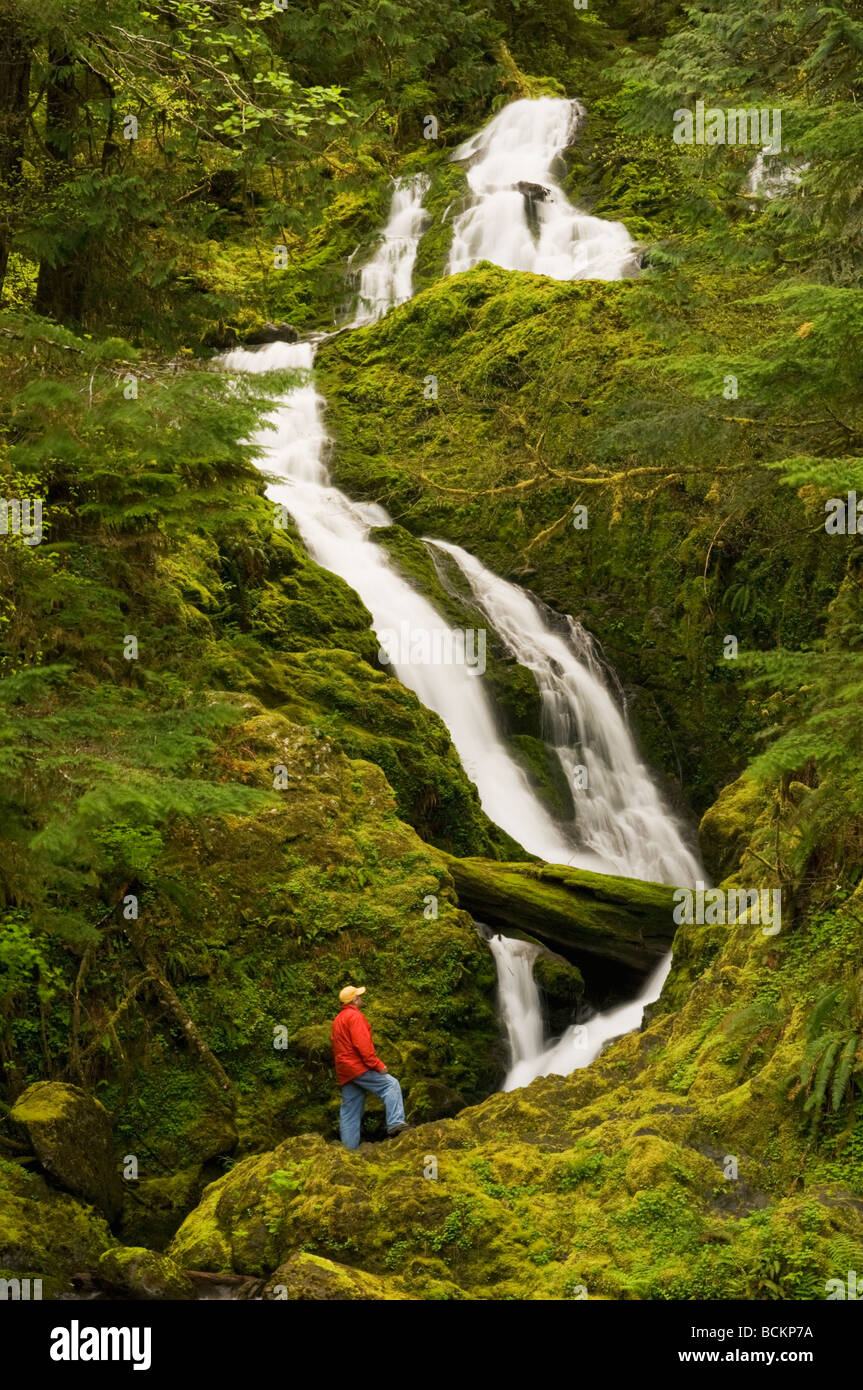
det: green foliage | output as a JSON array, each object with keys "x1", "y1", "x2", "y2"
[
  {"x1": 3, "y1": 0, "x2": 863, "y2": 1299},
  {"x1": 798, "y1": 977, "x2": 863, "y2": 1131}
]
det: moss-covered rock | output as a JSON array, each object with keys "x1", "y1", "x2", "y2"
[
  {"x1": 533, "y1": 951, "x2": 585, "y2": 1035},
  {"x1": 97, "y1": 1245, "x2": 195, "y2": 1300},
  {"x1": 10, "y1": 1083, "x2": 123, "y2": 1223},
  {"x1": 262, "y1": 1252, "x2": 414, "y2": 1300},
  {"x1": 0, "y1": 1159, "x2": 114, "y2": 1294}
]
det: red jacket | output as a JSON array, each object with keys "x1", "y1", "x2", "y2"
[{"x1": 331, "y1": 1004, "x2": 386, "y2": 1086}]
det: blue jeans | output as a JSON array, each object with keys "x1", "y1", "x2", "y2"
[{"x1": 339, "y1": 1070, "x2": 406, "y2": 1149}]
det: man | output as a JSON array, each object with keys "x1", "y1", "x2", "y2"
[{"x1": 331, "y1": 985, "x2": 410, "y2": 1149}]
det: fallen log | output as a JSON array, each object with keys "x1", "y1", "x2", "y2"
[{"x1": 441, "y1": 855, "x2": 680, "y2": 973}]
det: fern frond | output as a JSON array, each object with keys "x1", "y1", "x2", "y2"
[{"x1": 831, "y1": 1035, "x2": 859, "y2": 1112}]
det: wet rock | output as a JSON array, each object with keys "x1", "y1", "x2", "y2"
[
  {"x1": 10, "y1": 1082, "x2": 123, "y2": 1223},
  {"x1": 243, "y1": 321, "x2": 299, "y2": 345},
  {"x1": 515, "y1": 181, "x2": 551, "y2": 202}
]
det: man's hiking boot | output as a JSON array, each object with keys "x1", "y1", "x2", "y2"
[{"x1": 387, "y1": 1123, "x2": 412, "y2": 1137}]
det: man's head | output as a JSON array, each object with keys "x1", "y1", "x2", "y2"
[{"x1": 339, "y1": 984, "x2": 366, "y2": 1007}]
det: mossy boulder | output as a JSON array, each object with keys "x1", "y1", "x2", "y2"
[
  {"x1": 533, "y1": 950, "x2": 584, "y2": 1034},
  {"x1": 262, "y1": 1252, "x2": 413, "y2": 1300},
  {"x1": 97, "y1": 1246, "x2": 195, "y2": 1300},
  {"x1": 699, "y1": 774, "x2": 768, "y2": 882},
  {"x1": 0, "y1": 1159, "x2": 114, "y2": 1293},
  {"x1": 10, "y1": 1082, "x2": 123, "y2": 1223}
]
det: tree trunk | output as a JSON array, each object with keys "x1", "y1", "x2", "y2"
[
  {"x1": 34, "y1": 44, "x2": 88, "y2": 322},
  {"x1": 0, "y1": 22, "x2": 31, "y2": 295}
]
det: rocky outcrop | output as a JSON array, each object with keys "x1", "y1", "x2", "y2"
[
  {"x1": 10, "y1": 1082, "x2": 123, "y2": 1222},
  {"x1": 242, "y1": 321, "x2": 299, "y2": 345}
]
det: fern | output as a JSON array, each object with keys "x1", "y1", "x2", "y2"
[
  {"x1": 831, "y1": 1035, "x2": 859, "y2": 1113},
  {"x1": 798, "y1": 980, "x2": 863, "y2": 1130}
]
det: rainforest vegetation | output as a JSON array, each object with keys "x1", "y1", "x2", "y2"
[{"x1": 1, "y1": 0, "x2": 863, "y2": 1303}]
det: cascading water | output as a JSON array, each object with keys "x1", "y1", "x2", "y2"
[
  {"x1": 448, "y1": 97, "x2": 638, "y2": 282},
  {"x1": 431, "y1": 539, "x2": 700, "y2": 886},
  {"x1": 349, "y1": 174, "x2": 430, "y2": 326},
  {"x1": 222, "y1": 336, "x2": 598, "y2": 866},
  {"x1": 496, "y1": 945, "x2": 674, "y2": 1092},
  {"x1": 484, "y1": 931, "x2": 546, "y2": 1073},
  {"x1": 224, "y1": 100, "x2": 701, "y2": 1093},
  {"x1": 746, "y1": 152, "x2": 806, "y2": 199}
]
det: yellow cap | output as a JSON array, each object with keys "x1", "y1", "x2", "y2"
[{"x1": 339, "y1": 985, "x2": 366, "y2": 1005}]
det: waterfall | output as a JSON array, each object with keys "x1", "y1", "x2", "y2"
[
  {"x1": 222, "y1": 335, "x2": 600, "y2": 865},
  {"x1": 349, "y1": 174, "x2": 430, "y2": 326},
  {"x1": 431, "y1": 539, "x2": 700, "y2": 887},
  {"x1": 746, "y1": 152, "x2": 806, "y2": 199},
  {"x1": 448, "y1": 97, "x2": 638, "y2": 282},
  {"x1": 483, "y1": 931, "x2": 546, "y2": 1071},
  {"x1": 224, "y1": 102, "x2": 702, "y2": 1093},
  {"x1": 491, "y1": 932, "x2": 674, "y2": 1091}
]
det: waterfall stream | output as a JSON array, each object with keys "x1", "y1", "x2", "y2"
[
  {"x1": 499, "y1": 947, "x2": 675, "y2": 1091},
  {"x1": 349, "y1": 173, "x2": 430, "y2": 326},
  {"x1": 221, "y1": 336, "x2": 591, "y2": 865},
  {"x1": 431, "y1": 538, "x2": 701, "y2": 887},
  {"x1": 484, "y1": 932, "x2": 546, "y2": 1072},
  {"x1": 224, "y1": 96, "x2": 701, "y2": 1093},
  {"x1": 448, "y1": 97, "x2": 639, "y2": 281}
]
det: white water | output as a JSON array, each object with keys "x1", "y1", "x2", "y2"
[
  {"x1": 222, "y1": 338, "x2": 596, "y2": 864},
  {"x1": 746, "y1": 152, "x2": 806, "y2": 199},
  {"x1": 448, "y1": 97, "x2": 638, "y2": 282},
  {"x1": 223, "y1": 106, "x2": 701, "y2": 1092},
  {"x1": 499, "y1": 945, "x2": 674, "y2": 1091},
  {"x1": 349, "y1": 174, "x2": 430, "y2": 326},
  {"x1": 432, "y1": 540, "x2": 700, "y2": 887},
  {"x1": 485, "y1": 932, "x2": 546, "y2": 1072}
]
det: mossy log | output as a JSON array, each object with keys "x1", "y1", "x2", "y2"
[{"x1": 440, "y1": 855, "x2": 679, "y2": 972}]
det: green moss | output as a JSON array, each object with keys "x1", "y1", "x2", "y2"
[
  {"x1": 412, "y1": 158, "x2": 469, "y2": 294},
  {"x1": 699, "y1": 774, "x2": 770, "y2": 882},
  {"x1": 442, "y1": 855, "x2": 679, "y2": 969},
  {"x1": 10, "y1": 1082, "x2": 123, "y2": 1222},
  {"x1": 262, "y1": 1251, "x2": 415, "y2": 1300},
  {"x1": 316, "y1": 266, "x2": 845, "y2": 819},
  {"x1": 0, "y1": 1161, "x2": 114, "y2": 1293},
  {"x1": 97, "y1": 1245, "x2": 195, "y2": 1299}
]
